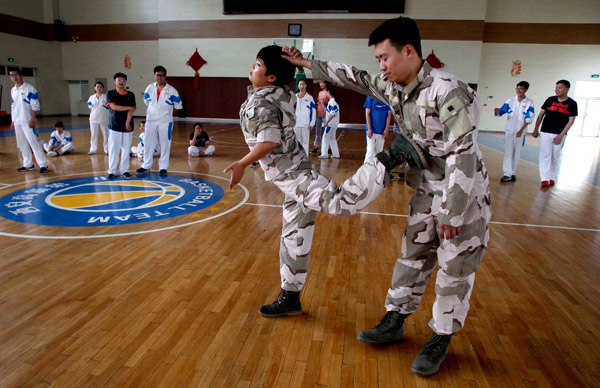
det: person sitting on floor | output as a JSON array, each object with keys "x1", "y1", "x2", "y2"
[{"x1": 188, "y1": 122, "x2": 215, "y2": 157}]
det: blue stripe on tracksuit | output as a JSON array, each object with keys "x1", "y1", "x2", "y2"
[{"x1": 498, "y1": 103, "x2": 511, "y2": 115}]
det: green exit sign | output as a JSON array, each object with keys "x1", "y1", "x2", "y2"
[
  {"x1": 592, "y1": 74, "x2": 599, "y2": 78},
  {"x1": 8, "y1": 58, "x2": 14, "y2": 62}
]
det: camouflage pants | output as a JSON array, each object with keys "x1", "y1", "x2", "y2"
[
  {"x1": 384, "y1": 170, "x2": 492, "y2": 335},
  {"x1": 273, "y1": 160, "x2": 386, "y2": 292}
]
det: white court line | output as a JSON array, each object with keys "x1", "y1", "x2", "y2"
[
  {"x1": 478, "y1": 142, "x2": 600, "y2": 189},
  {"x1": 244, "y1": 202, "x2": 599, "y2": 232},
  {"x1": 478, "y1": 142, "x2": 539, "y2": 167}
]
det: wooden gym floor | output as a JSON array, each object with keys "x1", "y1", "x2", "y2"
[{"x1": 0, "y1": 116, "x2": 598, "y2": 388}]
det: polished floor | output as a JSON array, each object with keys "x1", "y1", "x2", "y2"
[{"x1": 0, "y1": 116, "x2": 599, "y2": 388}]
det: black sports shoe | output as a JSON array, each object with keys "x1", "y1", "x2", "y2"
[
  {"x1": 39, "y1": 167, "x2": 48, "y2": 173},
  {"x1": 250, "y1": 162, "x2": 260, "y2": 168},
  {"x1": 511, "y1": 175, "x2": 517, "y2": 181},
  {"x1": 17, "y1": 165, "x2": 35, "y2": 172},
  {"x1": 259, "y1": 289, "x2": 302, "y2": 318},
  {"x1": 159, "y1": 169, "x2": 167, "y2": 176},
  {"x1": 136, "y1": 167, "x2": 148, "y2": 173},
  {"x1": 357, "y1": 311, "x2": 407, "y2": 345},
  {"x1": 500, "y1": 175, "x2": 512, "y2": 183},
  {"x1": 108, "y1": 173, "x2": 116, "y2": 179},
  {"x1": 310, "y1": 148, "x2": 319, "y2": 155},
  {"x1": 123, "y1": 172, "x2": 131, "y2": 178},
  {"x1": 376, "y1": 133, "x2": 430, "y2": 173},
  {"x1": 411, "y1": 333, "x2": 453, "y2": 377}
]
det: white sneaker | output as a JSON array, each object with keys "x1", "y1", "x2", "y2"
[
  {"x1": 318, "y1": 155, "x2": 329, "y2": 159},
  {"x1": 88, "y1": 150, "x2": 96, "y2": 155},
  {"x1": 48, "y1": 151, "x2": 58, "y2": 157}
]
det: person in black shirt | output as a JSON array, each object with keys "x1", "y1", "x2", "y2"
[
  {"x1": 533, "y1": 80, "x2": 578, "y2": 188},
  {"x1": 188, "y1": 122, "x2": 215, "y2": 156},
  {"x1": 106, "y1": 72, "x2": 136, "y2": 178}
]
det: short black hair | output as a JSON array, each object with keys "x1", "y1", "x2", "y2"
[
  {"x1": 55, "y1": 121, "x2": 64, "y2": 128},
  {"x1": 154, "y1": 65, "x2": 167, "y2": 75},
  {"x1": 9, "y1": 68, "x2": 23, "y2": 75},
  {"x1": 140, "y1": 120, "x2": 146, "y2": 125},
  {"x1": 368, "y1": 17, "x2": 422, "y2": 58},
  {"x1": 113, "y1": 72, "x2": 127, "y2": 80},
  {"x1": 328, "y1": 86, "x2": 337, "y2": 99},
  {"x1": 557, "y1": 79, "x2": 570, "y2": 89},
  {"x1": 193, "y1": 122, "x2": 203, "y2": 129},
  {"x1": 95, "y1": 81, "x2": 104, "y2": 88},
  {"x1": 517, "y1": 81, "x2": 530, "y2": 89},
  {"x1": 257, "y1": 45, "x2": 295, "y2": 87}
]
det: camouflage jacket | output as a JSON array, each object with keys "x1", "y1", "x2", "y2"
[
  {"x1": 240, "y1": 85, "x2": 315, "y2": 181},
  {"x1": 312, "y1": 60, "x2": 492, "y2": 227}
]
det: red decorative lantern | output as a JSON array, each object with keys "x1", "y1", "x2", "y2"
[
  {"x1": 186, "y1": 49, "x2": 207, "y2": 90},
  {"x1": 425, "y1": 50, "x2": 444, "y2": 69}
]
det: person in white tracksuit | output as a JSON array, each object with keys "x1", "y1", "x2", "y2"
[
  {"x1": 9, "y1": 68, "x2": 48, "y2": 173},
  {"x1": 131, "y1": 121, "x2": 160, "y2": 158},
  {"x1": 137, "y1": 65, "x2": 183, "y2": 176},
  {"x1": 43, "y1": 121, "x2": 75, "y2": 156},
  {"x1": 319, "y1": 87, "x2": 340, "y2": 159},
  {"x1": 294, "y1": 79, "x2": 316, "y2": 155},
  {"x1": 494, "y1": 81, "x2": 535, "y2": 183},
  {"x1": 87, "y1": 81, "x2": 109, "y2": 155}
]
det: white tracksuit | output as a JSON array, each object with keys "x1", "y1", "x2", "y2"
[
  {"x1": 294, "y1": 93, "x2": 316, "y2": 156},
  {"x1": 44, "y1": 129, "x2": 74, "y2": 155},
  {"x1": 87, "y1": 93, "x2": 109, "y2": 154},
  {"x1": 320, "y1": 98, "x2": 340, "y2": 158},
  {"x1": 132, "y1": 132, "x2": 160, "y2": 157},
  {"x1": 142, "y1": 82, "x2": 183, "y2": 170},
  {"x1": 11, "y1": 82, "x2": 47, "y2": 168},
  {"x1": 497, "y1": 96, "x2": 535, "y2": 177}
]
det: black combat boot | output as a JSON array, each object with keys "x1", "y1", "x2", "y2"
[
  {"x1": 376, "y1": 133, "x2": 430, "y2": 172},
  {"x1": 258, "y1": 289, "x2": 302, "y2": 318},
  {"x1": 411, "y1": 333, "x2": 453, "y2": 377},
  {"x1": 357, "y1": 311, "x2": 408, "y2": 345}
]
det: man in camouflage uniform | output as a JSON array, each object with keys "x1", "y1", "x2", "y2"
[
  {"x1": 224, "y1": 45, "x2": 388, "y2": 319},
  {"x1": 284, "y1": 16, "x2": 493, "y2": 377}
]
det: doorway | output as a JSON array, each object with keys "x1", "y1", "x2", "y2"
[
  {"x1": 570, "y1": 81, "x2": 600, "y2": 137},
  {"x1": 68, "y1": 80, "x2": 89, "y2": 116}
]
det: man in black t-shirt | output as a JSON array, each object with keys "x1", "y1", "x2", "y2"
[
  {"x1": 106, "y1": 72, "x2": 136, "y2": 178},
  {"x1": 533, "y1": 80, "x2": 577, "y2": 188},
  {"x1": 187, "y1": 122, "x2": 215, "y2": 156}
]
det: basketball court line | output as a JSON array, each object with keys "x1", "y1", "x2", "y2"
[
  {"x1": 477, "y1": 142, "x2": 600, "y2": 188},
  {"x1": 244, "y1": 202, "x2": 600, "y2": 232},
  {"x1": 0, "y1": 171, "x2": 249, "y2": 239}
]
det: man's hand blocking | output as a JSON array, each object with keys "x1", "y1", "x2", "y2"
[{"x1": 282, "y1": 46, "x2": 312, "y2": 69}]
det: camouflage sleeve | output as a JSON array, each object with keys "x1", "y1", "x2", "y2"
[
  {"x1": 311, "y1": 60, "x2": 395, "y2": 107},
  {"x1": 437, "y1": 86, "x2": 481, "y2": 227},
  {"x1": 246, "y1": 100, "x2": 282, "y2": 144}
]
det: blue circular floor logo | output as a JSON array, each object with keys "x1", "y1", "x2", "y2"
[{"x1": 0, "y1": 174, "x2": 225, "y2": 227}]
